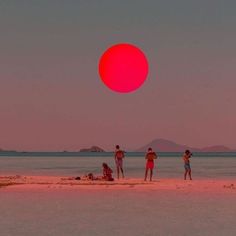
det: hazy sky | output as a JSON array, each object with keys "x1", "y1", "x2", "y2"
[{"x1": 0, "y1": 1, "x2": 236, "y2": 151}]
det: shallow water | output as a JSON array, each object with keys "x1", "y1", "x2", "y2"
[
  {"x1": 1, "y1": 153, "x2": 236, "y2": 236},
  {"x1": 1, "y1": 188, "x2": 236, "y2": 236},
  {"x1": 0, "y1": 153, "x2": 236, "y2": 179}
]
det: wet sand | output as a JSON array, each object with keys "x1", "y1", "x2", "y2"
[{"x1": 1, "y1": 175, "x2": 236, "y2": 236}]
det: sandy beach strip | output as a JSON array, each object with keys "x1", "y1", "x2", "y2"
[
  {"x1": 1, "y1": 175, "x2": 236, "y2": 193},
  {"x1": 1, "y1": 175, "x2": 236, "y2": 236}
]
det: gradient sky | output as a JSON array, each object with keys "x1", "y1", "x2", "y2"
[{"x1": 0, "y1": 1, "x2": 236, "y2": 151}]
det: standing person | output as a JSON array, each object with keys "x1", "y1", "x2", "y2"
[
  {"x1": 183, "y1": 150, "x2": 192, "y2": 180},
  {"x1": 114, "y1": 145, "x2": 125, "y2": 179},
  {"x1": 144, "y1": 147, "x2": 157, "y2": 181}
]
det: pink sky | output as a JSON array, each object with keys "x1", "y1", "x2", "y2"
[{"x1": 0, "y1": 1, "x2": 236, "y2": 151}]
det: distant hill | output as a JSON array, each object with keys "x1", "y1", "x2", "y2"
[
  {"x1": 136, "y1": 138, "x2": 233, "y2": 152},
  {"x1": 79, "y1": 146, "x2": 105, "y2": 152},
  {"x1": 200, "y1": 145, "x2": 232, "y2": 152},
  {"x1": 136, "y1": 139, "x2": 197, "y2": 152}
]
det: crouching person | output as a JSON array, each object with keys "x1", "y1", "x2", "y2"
[{"x1": 102, "y1": 163, "x2": 114, "y2": 181}]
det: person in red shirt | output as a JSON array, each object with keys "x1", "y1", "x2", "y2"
[{"x1": 144, "y1": 147, "x2": 157, "y2": 181}]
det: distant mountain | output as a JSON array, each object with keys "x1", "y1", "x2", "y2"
[
  {"x1": 200, "y1": 145, "x2": 232, "y2": 152},
  {"x1": 136, "y1": 139, "x2": 197, "y2": 152},
  {"x1": 79, "y1": 146, "x2": 105, "y2": 152},
  {"x1": 136, "y1": 138, "x2": 233, "y2": 152}
]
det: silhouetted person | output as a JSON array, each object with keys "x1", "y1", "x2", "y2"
[
  {"x1": 144, "y1": 147, "x2": 157, "y2": 181},
  {"x1": 114, "y1": 145, "x2": 125, "y2": 179},
  {"x1": 102, "y1": 163, "x2": 114, "y2": 181},
  {"x1": 183, "y1": 150, "x2": 192, "y2": 180}
]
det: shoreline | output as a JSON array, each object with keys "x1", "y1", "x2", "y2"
[{"x1": 1, "y1": 175, "x2": 236, "y2": 193}]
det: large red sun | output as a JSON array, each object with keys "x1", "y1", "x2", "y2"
[{"x1": 99, "y1": 43, "x2": 149, "y2": 93}]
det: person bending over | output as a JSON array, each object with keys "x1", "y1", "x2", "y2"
[{"x1": 102, "y1": 163, "x2": 114, "y2": 181}]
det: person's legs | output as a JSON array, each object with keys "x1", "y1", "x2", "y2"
[
  {"x1": 144, "y1": 168, "x2": 148, "y2": 181},
  {"x1": 119, "y1": 159, "x2": 124, "y2": 178},
  {"x1": 117, "y1": 159, "x2": 124, "y2": 179},
  {"x1": 189, "y1": 169, "x2": 192, "y2": 180},
  {"x1": 116, "y1": 166, "x2": 120, "y2": 179},
  {"x1": 150, "y1": 169, "x2": 153, "y2": 181},
  {"x1": 184, "y1": 169, "x2": 188, "y2": 180},
  {"x1": 120, "y1": 167, "x2": 124, "y2": 178}
]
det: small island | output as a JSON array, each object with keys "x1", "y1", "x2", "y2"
[
  {"x1": 79, "y1": 146, "x2": 105, "y2": 152},
  {"x1": 0, "y1": 148, "x2": 17, "y2": 153}
]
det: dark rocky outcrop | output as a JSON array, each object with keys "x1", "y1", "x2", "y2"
[{"x1": 79, "y1": 146, "x2": 105, "y2": 152}]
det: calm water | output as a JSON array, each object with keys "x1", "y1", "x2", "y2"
[{"x1": 0, "y1": 152, "x2": 236, "y2": 179}]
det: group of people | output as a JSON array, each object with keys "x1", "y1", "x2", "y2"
[{"x1": 100, "y1": 145, "x2": 193, "y2": 181}]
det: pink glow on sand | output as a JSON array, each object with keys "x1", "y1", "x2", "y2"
[
  {"x1": 98, "y1": 43, "x2": 149, "y2": 93},
  {"x1": 1, "y1": 175, "x2": 236, "y2": 193}
]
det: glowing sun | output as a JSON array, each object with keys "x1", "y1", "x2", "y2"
[{"x1": 99, "y1": 43, "x2": 149, "y2": 93}]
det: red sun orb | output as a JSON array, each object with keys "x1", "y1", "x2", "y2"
[{"x1": 99, "y1": 43, "x2": 149, "y2": 93}]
